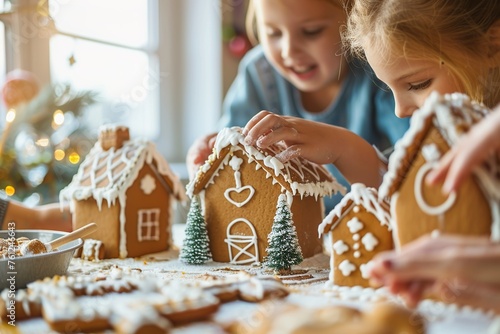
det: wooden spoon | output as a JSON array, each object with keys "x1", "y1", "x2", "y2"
[{"x1": 20, "y1": 222, "x2": 97, "y2": 256}]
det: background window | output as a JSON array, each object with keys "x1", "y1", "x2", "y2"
[
  {"x1": 0, "y1": 0, "x2": 222, "y2": 203},
  {"x1": 49, "y1": 0, "x2": 160, "y2": 139}
]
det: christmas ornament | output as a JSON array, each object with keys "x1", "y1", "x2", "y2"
[{"x1": 1, "y1": 69, "x2": 40, "y2": 108}]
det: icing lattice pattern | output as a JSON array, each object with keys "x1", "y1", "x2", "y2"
[{"x1": 60, "y1": 138, "x2": 186, "y2": 207}]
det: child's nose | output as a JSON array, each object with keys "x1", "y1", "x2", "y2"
[
  {"x1": 394, "y1": 103, "x2": 415, "y2": 118},
  {"x1": 281, "y1": 35, "x2": 301, "y2": 62}
]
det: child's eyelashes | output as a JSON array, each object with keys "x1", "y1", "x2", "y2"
[
  {"x1": 303, "y1": 27, "x2": 324, "y2": 36},
  {"x1": 408, "y1": 79, "x2": 432, "y2": 91},
  {"x1": 263, "y1": 27, "x2": 324, "y2": 38},
  {"x1": 265, "y1": 28, "x2": 281, "y2": 37}
]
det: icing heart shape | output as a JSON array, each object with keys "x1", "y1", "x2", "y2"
[{"x1": 224, "y1": 186, "x2": 255, "y2": 208}]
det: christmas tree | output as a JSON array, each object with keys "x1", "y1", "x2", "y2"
[
  {"x1": 265, "y1": 194, "x2": 303, "y2": 274},
  {"x1": 180, "y1": 196, "x2": 212, "y2": 265},
  {"x1": 0, "y1": 73, "x2": 96, "y2": 203}
]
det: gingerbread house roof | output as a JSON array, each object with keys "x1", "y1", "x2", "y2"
[
  {"x1": 318, "y1": 183, "x2": 391, "y2": 237},
  {"x1": 60, "y1": 126, "x2": 187, "y2": 209},
  {"x1": 379, "y1": 92, "x2": 500, "y2": 201},
  {"x1": 187, "y1": 127, "x2": 346, "y2": 199}
]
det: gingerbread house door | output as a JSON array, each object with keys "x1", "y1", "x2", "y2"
[{"x1": 224, "y1": 218, "x2": 259, "y2": 264}]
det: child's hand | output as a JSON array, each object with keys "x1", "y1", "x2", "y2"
[
  {"x1": 427, "y1": 105, "x2": 500, "y2": 194},
  {"x1": 242, "y1": 110, "x2": 383, "y2": 187},
  {"x1": 369, "y1": 235, "x2": 500, "y2": 311},
  {"x1": 186, "y1": 133, "x2": 217, "y2": 180},
  {"x1": 242, "y1": 110, "x2": 344, "y2": 164}
]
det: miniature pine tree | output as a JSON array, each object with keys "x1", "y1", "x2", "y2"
[
  {"x1": 264, "y1": 194, "x2": 303, "y2": 274},
  {"x1": 180, "y1": 196, "x2": 212, "y2": 264}
]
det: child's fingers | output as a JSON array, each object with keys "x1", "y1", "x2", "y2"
[
  {"x1": 255, "y1": 126, "x2": 298, "y2": 149},
  {"x1": 385, "y1": 236, "x2": 499, "y2": 284},
  {"x1": 426, "y1": 149, "x2": 455, "y2": 185},
  {"x1": 242, "y1": 110, "x2": 275, "y2": 138},
  {"x1": 441, "y1": 145, "x2": 480, "y2": 194}
]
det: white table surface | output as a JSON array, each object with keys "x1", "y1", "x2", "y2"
[{"x1": 4, "y1": 224, "x2": 499, "y2": 334}]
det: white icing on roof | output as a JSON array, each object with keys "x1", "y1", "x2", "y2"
[
  {"x1": 318, "y1": 183, "x2": 391, "y2": 236},
  {"x1": 380, "y1": 92, "x2": 499, "y2": 200},
  {"x1": 187, "y1": 127, "x2": 346, "y2": 199},
  {"x1": 60, "y1": 138, "x2": 186, "y2": 206}
]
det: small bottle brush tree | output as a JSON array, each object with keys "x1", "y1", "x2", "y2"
[
  {"x1": 180, "y1": 196, "x2": 212, "y2": 264},
  {"x1": 264, "y1": 194, "x2": 303, "y2": 275}
]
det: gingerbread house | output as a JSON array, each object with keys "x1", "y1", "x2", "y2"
[
  {"x1": 318, "y1": 183, "x2": 393, "y2": 287},
  {"x1": 60, "y1": 125, "x2": 187, "y2": 259},
  {"x1": 186, "y1": 127, "x2": 345, "y2": 264},
  {"x1": 379, "y1": 92, "x2": 500, "y2": 248}
]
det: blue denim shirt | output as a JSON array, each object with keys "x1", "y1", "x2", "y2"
[{"x1": 219, "y1": 45, "x2": 410, "y2": 212}]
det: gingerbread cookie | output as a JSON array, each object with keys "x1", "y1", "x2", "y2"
[{"x1": 237, "y1": 276, "x2": 289, "y2": 302}]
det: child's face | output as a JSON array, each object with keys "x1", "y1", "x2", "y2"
[
  {"x1": 364, "y1": 44, "x2": 463, "y2": 118},
  {"x1": 253, "y1": 0, "x2": 346, "y2": 95}
]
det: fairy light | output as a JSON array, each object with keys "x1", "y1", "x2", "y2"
[
  {"x1": 5, "y1": 186, "x2": 15, "y2": 196},
  {"x1": 5, "y1": 109, "x2": 16, "y2": 123},
  {"x1": 53, "y1": 109, "x2": 64, "y2": 125},
  {"x1": 68, "y1": 152, "x2": 80, "y2": 164},
  {"x1": 54, "y1": 149, "x2": 65, "y2": 161}
]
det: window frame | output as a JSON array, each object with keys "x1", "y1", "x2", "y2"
[{"x1": 1, "y1": 0, "x2": 222, "y2": 168}]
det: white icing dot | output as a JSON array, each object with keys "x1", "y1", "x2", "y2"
[
  {"x1": 361, "y1": 232, "x2": 379, "y2": 251},
  {"x1": 353, "y1": 243, "x2": 360, "y2": 250},
  {"x1": 338, "y1": 260, "x2": 356, "y2": 277},
  {"x1": 422, "y1": 144, "x2": 441, "y2": 162},
  {"x1": 353, "y1": 205, "x2": 360, "y2": 213},
  {"x1": 229, "y1": 156, "x2": 243, "y2": 171},
  {"x1": 140, "y1": 174, "x2": 156, "y2": 195},
  {"x1": 332, "y1": 240, "x2": 349, "y2": 255},
  {"x1": 347, "y1": 217, "x2": 364, "y2": 234},
  {"x1": 353, "y1": 233, "x2": 360, "y2": 241},
  {"x1": 354, "y1": 251, "x2": 360, "y2": 258},
  {"x1": 360, "y1": 261, "x2": 374, "y2": 279}
]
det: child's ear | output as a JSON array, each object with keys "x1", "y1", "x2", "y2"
[{"x1": 487, "y1": 19, "x2": 500, "y2": 64}]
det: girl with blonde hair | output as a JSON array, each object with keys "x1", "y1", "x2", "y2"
[{"x1": 187, "y1": 0, "x2": 409, "y2": 212}]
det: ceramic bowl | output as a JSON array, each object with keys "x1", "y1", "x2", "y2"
[{"x1": 0, "y1": 230, "x2": 82, "y2": 290}]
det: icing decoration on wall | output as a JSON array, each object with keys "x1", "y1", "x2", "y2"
[
  {"x1": 360, "y1": 261, "x2": 374, "y2": 279},
  {"x1": 346, "y1": 217, "x2": 364, "y2": 234},
  {"x1": 224, "y1": 156, "x2": 255, "y2": 208},
  {"x1": 353, "y1": 251, "x2": 360, "y2": 258},
  {"x1": 140, "y1": 174, "x2": 156, "y2": 195},
  {"x1": 137, "y1": 208, "x2": 160, "y2": 241},
  {"x1": 224, "y1": 218, "x2": 259, "y2": 264},
  {"x1": 338, "y1": 259, "x2": 356, "y2": 277},
  {"x1": 332, "y1": 240, "x2": 349, "y2": 255},
  {"x1": 361, "y1": 232, "x2": 378, "y2": 251},
  {"x1": 353, "y1": 234, "x2": 360, "y2": 241},
  {"x1": 82, "y1": 239, "x2": 103, "y2": 261},
  {"x1": 414, "y1": 144, "x2": 457, "y2": 215}
]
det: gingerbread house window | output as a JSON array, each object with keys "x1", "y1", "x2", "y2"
[{"x1": 137, "y1": 209, "x2": 161, "y2": 241}]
